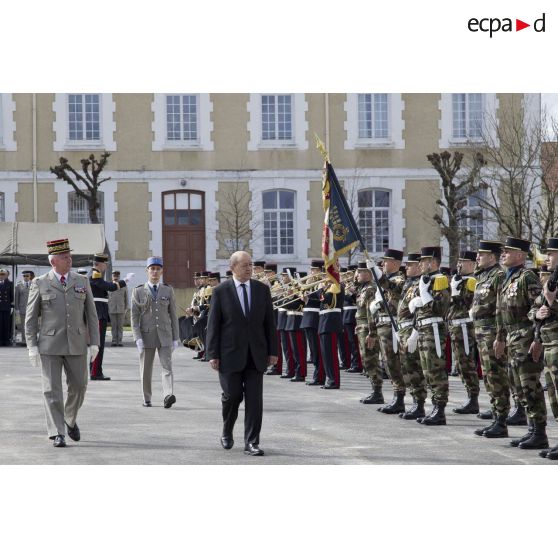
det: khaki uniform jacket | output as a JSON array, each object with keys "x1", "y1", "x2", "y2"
[
  {"x1": 131, "y1": 283, "x2": 179, "y2": 348},
  {"x1": 108, "y1": 286, "x2": 129, "y2": 314},
  {"x1": 14, "y1": 281, "x2": 32, "y2": 314},
  {"x1": 25, "y1": 270, "x2": 100, "y2": 354}
]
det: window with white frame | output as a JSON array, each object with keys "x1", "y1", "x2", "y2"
[
  {"x1": 358, "y1": 94, "x2": 389, "y2": 139},
  {"x1": 459, "y1": 191, "x2": 484, "y2": 251},
  {"x1": 0, "y1": 93, "x2": 17, "y2": 150},
  {"x1": 262, "y1": 95, "x2": 292, "y2": 141},
  {"x1": 68, "y1": 94, "x2": 100, "y2": 141},
  {"x1": 452, "y1": 93, "x2": 484, "y2": 140},
  {"x1": 166, "y1": 95, "x2": 198, "y2": 141},
  {"x1": 262, "y1": 190, "x2": 295, "y2": 256},
  {"x1": 68, "y1": 191, "x2": 104, "y2": 224},
  {"x1": 0, "y1": 192, "x2": 5, "y2": 222},
  {"x1": 358, "y1": 189, "x2": 390, "y2": 254}
]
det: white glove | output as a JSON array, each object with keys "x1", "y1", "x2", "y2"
[
  {"x1": 10, "y1": 308, "x2": 14, "y2": 315},
  {"x1": 370, "y1": 265, "x2": 383, "y2": 280},
  {"x1": 407, "y1": 328, "x2": 419, "y2": 353},
  {"x1": 28, "y1": 346, "x2": 39, "y2": 367},
  {"x1": 369, "y1": 301, "x2": 381, "y2": 316},
  {"x1": 136, "y1": 338, "x2": 145, "y2": 353},
  {"x1": 409, "y1": 296, "x2": 424, "y2": 314},
  {"x1": 125, "y1": 272, "x2": 135, "y2": 282},
  {"x1": 419, "y1": 275, "x2": 433, "y2": 305},
  {"x1": 450, "y1": 276, "x2": 462, "y2": 297},
  {"x1": 366, "y1": 260, "x2": 375, "y2": 270},
  {"x1": 89, "y1": 345, "x2": 99, "y2": 362},
  {"x1": 172, "y1": 340, "x2": 179, "y2": 352}
]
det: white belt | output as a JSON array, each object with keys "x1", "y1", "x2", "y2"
[
  {"x1": 417, "y1": 317, "x2": 443, "y2": 357},
  {"x1": 320, "y1": 308, "x2": 342, "y2": 314},
  {"x1": 377, "y1": 316, "x2": 391, "y2": 325},
  {"x1": 448, "y1": 318, "x2": 473, "y2": 326},
  {"x1": 94, "y1": 297, "x2": 108, "y2": 303},
  {"x1": 303, "y1": 308, "x2": 320, "y2": 313},
  {"x1": 287, "y1": 311, "x2": 303, "y2": 316},
  {"x1": 417, "y1": 317, "x2": 443, "y2": 328},
  {"x1": 398, "y1": 320, "x2": 413, "y2": 330},
  {"x1": 343, "y1": 306, "x2": 357, "y2": 310}
]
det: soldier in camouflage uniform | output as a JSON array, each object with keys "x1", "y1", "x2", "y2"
[
  {"x1": 448, "y1": 251, "x2": 480, "y2": 415},
  {"x1": 368, "y1": 249, "x2": 407, "y2": 414},
  {"x1": 355, "y1": 262, "x2": 384, "y2": 404},
  {"x1": 397, "y1": 253, "x2": 428, "y2": 420},
  {"x1": 494, "y1": 237, "x2": 547, "y2": 450},
  {"x1": 406, "y1": 246, "x2": 451, "y2": 425},
  {"x1": 529, "y1": 238, "x2": 558, "y2": 459},
  {"x1": 469, "y1": 241, "x2": 511, "y2": 438}
]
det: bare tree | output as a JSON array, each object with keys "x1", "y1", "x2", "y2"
[{"x1": 427, "y1": 150, "x2": 486, "y2": 268}]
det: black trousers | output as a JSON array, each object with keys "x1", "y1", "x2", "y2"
[
  {"x1": 219, "y1": 352, "x2": 264, "y2": 445},
  {"x1": 90, "y1": 319, "x2": 107, "y2": 376},
  {"x1": 304, "y1": 328, "x2": 320, "y2": 375},
  {"x1": 344, "y1": 323, "x2": 361, "y2": 369},
  {"x1": 0, "y1": 310, "x2": 13, "y2": 346}
]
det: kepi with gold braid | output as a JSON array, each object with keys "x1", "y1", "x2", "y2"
[{"x1": 46, "y1": 238, "x2": 71, "y2": 255}]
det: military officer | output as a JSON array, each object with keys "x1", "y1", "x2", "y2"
[
  {"x1": 302, "y1": 260, "x2": 324, "y2": 385},
  {"x1": 448, "y1": 251, "x2": 480, "y2": 415},
  {"x1": 131, "y1": 256, "x2": 180, "y2": 408},
  {"x1": 283, "y1": 272, "x2": 307, "y2": 382},
  {"x1": 263, "y1": 263, "x2": 282, "y2": 375},
  {"x1": 25, "y1": 238, "x2": 100, "y2": 447},
  {"x1": 397, "y1": 253, "x2": 428, "y2": 420},
  {"x1": 277, "y1": 268, "x2": 296, "y2": 378},
  {"x1": 89, "y1": 254, "x2": 133, "y2": 380},
  {"x1": 108, "y1": 270, "x2": 129, "y2": 347},
  {"x1": 407, "y1": 246, "x2": 451, "y2": 425},
  {"x1": 0, "y1": 268, "x2": 14, "y2": 346},
  {"x1": 369, "y1": 249, "x2": 407, "y2": 414},
  {"x1": 343, "y1": 264, "x2": 362, "y2": 373},
  {"x1": 14, "y1": 270, "x2": 34, "y2": 345},
  {"x1": 529, "y1": 238, "x2": 558, "y2": 459},
  {"x1": 495, "y1": 237, "x2": 547, "y2": 450}
]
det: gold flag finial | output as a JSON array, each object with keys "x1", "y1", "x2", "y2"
[{"x1": 314, "y1": 133, "x2": 329, "y2": 162}]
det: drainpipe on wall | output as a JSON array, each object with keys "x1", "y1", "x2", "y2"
[{"x1": 32, "y1": 93, "x2": 38, "y2": 222}]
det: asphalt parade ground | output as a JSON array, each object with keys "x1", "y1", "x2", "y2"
[{"x1": 0, "y1": 332, "x2": 557, "y2": 465}]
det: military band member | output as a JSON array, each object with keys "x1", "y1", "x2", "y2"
[
  {"x1": 14, "y1": 270, "x2": 34, "y2": 345},
  {"x1": 188, "y1": 272, "x2": 205, "y2": 359},
  {"x1": 108, "y1": 270, "x2": 128, "y2": 347},
  {"x1": 0, "y1": 268, "x2": 14, "y2": 346},
  {"x1": 470, "y1": 241, "x2": 510, "y2": 438},
  {"x1": 131, "y1": 257, "x2": 180, "y2": 408},
  {"x1": 397, "y1": 253, "x2": 427, "y2": 419},
  {"x1": 89, "y1": 253, "x2": 132, "y2": 380},
  {"x1": 407, "y1": 246, "x2": 451, "y2": 425},
  {"x1": 253, "y1": 260, "x2": 266, "y2": 276},
  {"x1": 337, "y1": 266, "x2": 351, "y2": 369},
  {"x1": 343, "y1": 264, "x2": 362, "y2": 373},
  {"x1": 495, "y1": 237, "x2": 547, "y2": 450},
  {"x1": 355, "y1": 262, "x2": 383, "y2": 403},
  {"x1": 448, "y1": 251, "x2": 480, "y2": 415},
  {"x1": 25, "y1": 238, "x2": 100, "y2": 447},
  {"x1": 284, "y1": 272, "x2": 307, "y2": 382},
  {"x1": 277, "y1": 268, "x2": 296, "y2": 378},
  {"x1": 263, "y1": 263, "x2": 282, "y2": 375},
  {"x1": 369, "y1": 249, "x2": 407, "y2": 414}
]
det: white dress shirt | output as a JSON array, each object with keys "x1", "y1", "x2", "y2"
[{"x1": 233, "y1": 277, "x2": 251, "y2": 316}]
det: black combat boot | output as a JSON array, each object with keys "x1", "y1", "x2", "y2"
[
  {"x1": 400, "y1": 399, "x2": 425, "y2": 420},
  {"x1": 452, "y1": 393, "x2": 480, "y2": 414},
  {"x1": 477, "y1": 409, "x2": 494, "y2": 420},
  {"x1": 510, "y1": 419, "x2": 534, "y2": 447},
  {"x1": 506, "y1": 401, "x2": 527, "y2": 426},
  {"x1": 421, "y1": 402, "x2": 446, "y2": 425},
  {"x1": 361, "y1": 385, "x2": 384, "y2": 404},
  {"x1": 545, "y1": 443, "x2": 558, "y2": 460},
  {"x1": 378, "y1": 391, "x2": 405, "y2": 414},
  {"x1": 482, "y1": 415, "x2": 508, "y2": 438},
  {"x1": 474, "y1": 419, "x2": 494, "y2": 436},
  {"x1": 518, "y1": 421, "x2": 549, "y2": 450}
]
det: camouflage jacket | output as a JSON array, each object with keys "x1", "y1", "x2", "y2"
[
  {"x1": 470, "y1": 264, "x2": 504, "y2": 327},
  {"x1": 409, "y1": 272, "x2": 450, "y2": 322},
  {"x1": 397, "y1": 276, "x2": 420, "y2": 324},
  {"x1": 446, "y1": 274, "x2": 477, "y2": 322},
  {"x1": 356, "y1": 281, "x2": 375, "y2": 324},
  {"x1": 528, "y1": 291, "x2": 558, "y2": 344},
  {"x1": 496, "y1": 265, "x2": 541, "y2": 341}
]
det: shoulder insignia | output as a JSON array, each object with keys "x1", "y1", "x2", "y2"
[
  {"x1": 91, "y1": 271, "x2": 102, "y2": 279},
  {"x1": 432, "y1": 275, "x2": 449, "y2": 291},
  {"x1": 466, "y1": 277, "x2": 477, "y2": 292}
]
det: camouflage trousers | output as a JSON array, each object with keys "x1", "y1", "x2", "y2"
[
  {"x1": 398, "y1": 326, "x2": 427, "y2": 401},
  {"x1": 417, "y1": 321, "x2": 448, "y2": 404},
  {"x1": 356, "y1": 324, "x2": 382, "y2": 387},
  {"x1": 541, "y1": 336, "x2": 558, "y2": 421},
  {"x1": 448, "y1": 322, "x2": 479, "y2": 396},
  {"x1": 377, "y1": 324, "x2": 406, "y2": 393},
  {"x1": 474, "y1": 325, "x2": 510, "y2": 417},
  {"x1": 506, "y1": 328, "x2": 546, "y2": 424}
]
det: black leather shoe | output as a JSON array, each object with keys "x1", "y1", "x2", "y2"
[
  {"x1": 221, "y1": 436, "x2": 234, "y2": 450},
  {"x1": 482, "y1": 416, "x2": 508, "y2": 438},
  {"x1": 290, "y1": 376, "x2": 306, "y2": 382},
  {"x1": 280, "y1": 374, "x2": 294, "y2": 379},
  {"x1": 360, "y1": 387, "x2": 384, "y2": 404},
  {"x1": 142, "y1": 401, "x2": 152, "y2": 407},
  {"x1": 321, "y1": 383, "x2": 339, "y2": 389},
  {"x1": 53, "y1": 435, "x2": 66, "y2": 448},
  {"x1": 518, "y1": 422, "x2": 549, "y2": 450},
  {"x1": 164, "y1": 394, "x2": 176, "y2": 408},
  {"x1": 306, "y1": 380, "x2": 323, "y2": 386},
  {"x1": 400, "y1": 400, "x2": 425, "y2": 420},
  {"x1": 346, "y1": 367, "x2": 363, "y2": 374},
  {"x1": 244, "y1": 443, "x2": 264, "y2": 456},
  {"x1": 420, "y1": 403, "x2": 447, "y2": 426},
  {"x1": 90, "y1": 374, "x2": 111, "y2": 381},
  {"x1": 65, "y1": 422, "x2": 80, "y2": 442},
  {"x1": 452, "y1": 394, "x2": 479, "y2": 414},
  {"x1": 510, "y1": 421, "x2": 534, "y2": 447},
  {"x1": 477, "y1": 409, "x2": 494, "y2": 420},
  {"x1": 474, "y1": 423, "x2": 492, "y2": 436},
  {"x1": 506, "y1": 402, "x2": 527, "y2": 426},
  {"x1": 379, "y1": 392, "x2": 405, "y2": 414}
]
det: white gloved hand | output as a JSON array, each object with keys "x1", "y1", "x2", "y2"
[
  {"x1": 10, "y1": 308, "x2": 14, "y2": 315},
  {"x1": 136, "y1": 338, "x2": 145, "y2": 353},
  {"x1": 408, "y1": 296, "x2": 423, "y2": 314},
  {"x1": 89, "y1": 345, "x2": 99, "y2": 362},
  {"x1": 419, "y1": 275, "x2": 433, "y2": 305},
  {"x1": 172, "y1": 340, "x2": 179, "y2": 352},
  {"x1": 125, "y1": 272, "x2": 135, "y2": 282},
  {"x1": 407, "y1": 328, "x2": 419, "y2": 353},
  {"x1": 370, "y1": 265, "x2": 383, "y2": 280},
  {"x1": 450, "y1": 276, "x2": 463, "y2": 297},
  {"x1": 366, "y1": 260, "x2": 375, "y2": 270},
  {"x1": 28, "y1": 346, "x2": 39, "y2": 367},
  {"x1": 369, "y1": 301, "x2": 381, "y2": 316}
]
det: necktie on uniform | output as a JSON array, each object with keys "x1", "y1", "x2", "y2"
[
  {"x1": 60, "y1": 275, "x2": 66, "y2": 287},
  {"x1": 240, "y1": 283, "x2": 249, "y2": 316}
]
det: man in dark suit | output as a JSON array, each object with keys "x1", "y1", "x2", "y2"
[{"x1": 206, "y1": 251, "x2": 278, "y2": 456}]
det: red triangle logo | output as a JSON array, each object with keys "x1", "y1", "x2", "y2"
[{"x1": 516, "y1": 19, "x2": 530, "y2": 31}]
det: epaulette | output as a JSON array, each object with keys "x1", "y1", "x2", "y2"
[
  {"x1": 92, "y1": 271, "x2": 102, "y2": 279},
  {"x1": 432, "y1": 275, "x2": 449, "y2": 291},
  {"x1": 465, "y1": 277, "x2": 477, "y2": 292}
]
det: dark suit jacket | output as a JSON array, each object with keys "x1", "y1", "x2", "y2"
[{"x1": 206, "y1": 279, "x2": 278, "y2": 374}]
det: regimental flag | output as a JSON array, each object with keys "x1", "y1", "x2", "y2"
[{"x1": 322, "y1": 160, "x2": 363, "y2": 292}]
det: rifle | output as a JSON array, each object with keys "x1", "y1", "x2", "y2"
[{"x1": 534, "y1": 266, "x2": 558, "y2": 341}]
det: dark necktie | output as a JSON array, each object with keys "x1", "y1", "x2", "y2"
[
  {"x1": 153, "y1": 284, "x2": 158, "y2": 298},
  {"x1": 240, "y1": 283, "x2": 249, "y2": 316},
  {"x1": 60, "y1": 275, "x2": 66, "y2": 287}
]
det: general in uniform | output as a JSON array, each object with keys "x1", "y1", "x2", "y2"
[{"x1": 108, "y1": 270, "x2": 128, "y2": 347}]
